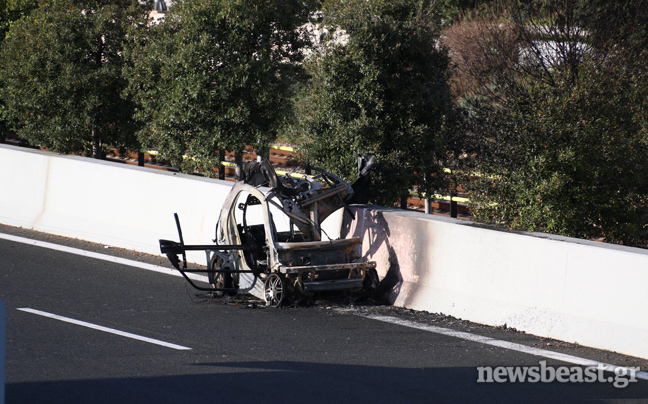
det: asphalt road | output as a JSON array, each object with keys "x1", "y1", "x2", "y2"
[{"x1": 2, "y1": 228, "x2": 648, "y2": 404}]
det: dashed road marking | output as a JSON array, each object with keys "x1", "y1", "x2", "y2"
[{"x1": 17, "y1": 308, "x2": 192, "y2": 351}]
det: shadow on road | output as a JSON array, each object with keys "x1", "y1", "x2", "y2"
[{"x1": 8, "y1": 360, "x2": 648, "y2": 404}]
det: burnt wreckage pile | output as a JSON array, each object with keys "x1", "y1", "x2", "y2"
[{"x1": 159, "y1": 156, "x2": 378, "y2": 307}]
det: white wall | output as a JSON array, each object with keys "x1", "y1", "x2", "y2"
[
  {"x1": 2, "y1": 144, "x2": 648, "y2": 359},
  {"x1": 0, "y1": 145, "x2": 232, "y2": 263},
  {"x1": 343, "y1": 207, "x2": 648, "y2": 359}
]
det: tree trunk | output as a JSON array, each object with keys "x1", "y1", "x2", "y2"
[
  {"x1": 400, "y1": 194, "x2": 408, "y2": 210},
  {"x1": 92, "y1": 127, "x2": 101, "y2": 159},
  {"x1": 218, "y1": 150, "x2": 226, "y2": 180}
]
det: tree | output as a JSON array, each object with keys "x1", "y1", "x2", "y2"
[
  {"x1": 0, "y1": 0, "x2": 150, "y2": 157},
  {"x1": 575, "y1": 0, "x2": 648, "y2": 54},
  {"x1": 447, "y1": 1, "x2": 648, "y2": 246},
  {"x1": 294, "y1": 0, "x2": 454, "y2": 206},
  {"x1": 464, "y1": 61, "x2": 648, "y2": 245},
  {"x1": 126, "y1": 0, "x2": 315, "y2": 175},
  {"x1": 0, "y1": 0, "x2": 37, "y2": 143}
]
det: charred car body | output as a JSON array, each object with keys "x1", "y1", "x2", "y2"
[{"x1": 159, "y1": 157, "x2": 378, "y2": 307}]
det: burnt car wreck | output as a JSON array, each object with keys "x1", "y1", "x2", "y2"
[{"x1": 159, "y1": 157, "x2": 378, "y2": 307}]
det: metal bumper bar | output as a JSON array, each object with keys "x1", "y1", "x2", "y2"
[{"x1": 302, "y1": 278, "x2": 365, "y2": 292}]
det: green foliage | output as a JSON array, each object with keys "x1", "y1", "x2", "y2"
[
  {"x1": 0, "y1": 0, "x2": 37, "y2": 140},
  {"x1": 575, "y1": 0, "x2": 648, "y2": 52},
  {"x1": 126, "y1": 0, "x2": 314, "y2": 174},
  {"x1": 440, "y1": 0, "x2": 497, "y2": 23},
  {"x1": 447, "y1": 0, "x2": 648, "y2": 246},
  {"x1": 464, "y1": 55, "x2": 648, "y2": 246},
  {"x1": 0, "y1": 0, "x2": 149, "y2": 156},
  {"x1": 0, "y1": 0, "x2": 37, "y2": 40},
  {"x1": 294, "y1": 0, "x2": 453, "y2": 206}
]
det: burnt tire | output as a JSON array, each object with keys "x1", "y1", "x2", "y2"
[
  {"x1": 352, "y1": 268, "x2": 380, "y2": 302},
  {"x1": 363, "y1": 268, "x2": 380, "y2": 295},
  {"x1": 210, "y1": 255, "x2": 236, "y2": 297}
]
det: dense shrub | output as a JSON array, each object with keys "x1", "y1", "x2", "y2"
[
  {"x1": 125, "y1": 0, "x2": 314, "y2": 174},
  {"x1": 294, "y1": 0, "x2": 454, "y2": 206},
  {"x1": 0, "y1": 0, "x2": 148, "y2": 157},
  {"x1": 448, "y1": 1, "x2": 648, "y2": 246}
]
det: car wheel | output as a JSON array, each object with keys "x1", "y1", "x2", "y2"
[{"x1": 264, "y1": 273, "x2": 286, "y2": 307}]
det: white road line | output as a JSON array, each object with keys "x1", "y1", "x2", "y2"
[
  {"x1": 17, "y1": 308, "x2": 192, "y2": 351},
  {"x1": 360, "y1": 314, "x2": 648, "y2": 381},
  {"x1": 0, "y1": 233, "x2": 209, "y2": 283}
]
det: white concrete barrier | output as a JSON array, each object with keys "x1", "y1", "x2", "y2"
[
  {"x1": 343, "y1": 207, "x2": 648, "y2": 359},
  {"x1": 0, "y1": 144, "x2": 232, "y2": 263},
  {"x1": 2, "y1": 144, "x2": 648, "y2": 359}
]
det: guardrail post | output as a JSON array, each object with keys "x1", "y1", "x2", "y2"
[
  {"x1": 424, "y1": 196, "x2": 431, "y2": 214},
  {"x1": 450, "y1": 194, "x2": 458, "y2": 218},
  {"x1": 137, "y1": 152, "x2": 145, "y2": 167},
  {"x1": 234, "y1": 151, "x2": 243, "y2": 181},
  {"x1": 1, "y1": 298, "x2": 5, "y2": 404}
]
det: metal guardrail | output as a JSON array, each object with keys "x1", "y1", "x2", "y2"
[
  {"x1": 6, "y1": 135, "x2": 472, "y2": 213},
  {"x1": 146, "y1": 146, "x2": 472, "y2": 208},
  {"x1": 410, "y1": 190, "x2": 470, "y2": 204}
]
